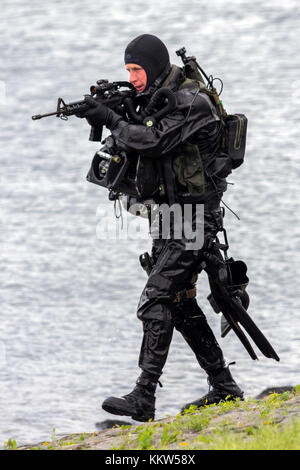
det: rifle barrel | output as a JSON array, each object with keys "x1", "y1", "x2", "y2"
[{"x1": 32, "y1": 111, "x2": 60, "y2": 120}]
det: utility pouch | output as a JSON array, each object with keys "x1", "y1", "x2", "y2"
[
  {"x1": 172, "y1": 141, "x2": 205, "y2": 196},
  {"x1": 224, "y1": 114, "x2": 248, "y2": 169}
]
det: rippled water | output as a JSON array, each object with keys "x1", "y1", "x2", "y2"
[{"x1": 0, "y1": 0, "x2": 299, "y2": 447}]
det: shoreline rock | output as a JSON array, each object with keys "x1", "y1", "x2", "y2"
[{"x1": 14, "y1": 385, "x2": 299, "y2": 450}]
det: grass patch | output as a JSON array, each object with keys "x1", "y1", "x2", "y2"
[
  {"x1": 6, "y1": 386, "x2": 300, "y2": 450},
  {"x1": 110, "y1": 387, "x2": 300, "y2": 450},
  {"x1": 193, "y1": 417, "x2": 300, "y2": 450}
]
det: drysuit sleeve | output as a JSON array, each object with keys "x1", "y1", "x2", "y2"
[{"x1": 110, "y1": 91, "x2": 220, "y2": 158}]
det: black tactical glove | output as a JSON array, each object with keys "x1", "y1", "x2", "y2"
[{"x1": 75, "y1": 95, "x2": 122, "y2": 130}]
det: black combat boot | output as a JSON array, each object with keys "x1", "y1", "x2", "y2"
[
  {"x1": 181, "y1": 363, "x2": 244, "y2": 412},
  {"x1": 102, "y1": 373, "x2": 158, "y2": 422},
  {"x1": 102, "y1": 312, "x2": 173, "y2": 422}
]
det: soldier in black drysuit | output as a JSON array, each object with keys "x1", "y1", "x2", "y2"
[{"x1": 77, "y1": 34, "x2": 244, "y2": 422}]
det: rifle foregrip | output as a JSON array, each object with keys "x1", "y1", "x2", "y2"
[{"x1": 89, "y1": 125, "x2": 103, "y2": 142}]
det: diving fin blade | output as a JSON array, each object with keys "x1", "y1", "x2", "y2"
[
  {"x1": 221, "y1": 310, "x2": 258, "y2": 360},
  {"x1": 220, "y1": 314, "x2": 232, "y2": 338},
  {"x1": 230, "y1": 298, "x2": 280, "y2": 362},
  {"x1": 209, "y1": 278, "x2": 280, "y2": 362}
]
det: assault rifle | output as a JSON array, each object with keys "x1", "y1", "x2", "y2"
[
  {"x1": 32, "y1": 80, "x2": 136, "y2": 141},
  {"x1": 32, "y1": 78, "x2": 177, "y2": 197},
  {"x1": 32, "y1": 79, "x2": 177, "y2": 141}
]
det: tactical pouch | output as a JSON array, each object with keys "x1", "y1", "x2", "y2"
[
  {"x1": 172, "y1": 142, "x2": 205, "y2": 197},
  {"x1": 224, "y1": 114, "x2": 248, "y2": 169}
]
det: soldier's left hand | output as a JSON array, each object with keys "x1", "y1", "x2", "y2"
[{"x1": 75, "y1": 95, "x2": 110, "y2": 127}]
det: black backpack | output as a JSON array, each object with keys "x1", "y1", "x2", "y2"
[{"x1": 182, "y1": 54, "x2": 248, "y2": 172}]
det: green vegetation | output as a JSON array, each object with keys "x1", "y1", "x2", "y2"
[
  {"x1": 3, "y1": 429, "x2": 97, "y2": 451},
  {"x1": 194, "y1": 418, "x2": 300, "y2": 450},
  {"x1": 4, "y1": 386, "x2": 300, "y2": 450},
  {"x1": 110, "y1": 386, "x2": 300, "y2": 451},
  {"x1": 3, "y1": 438, "x2": 18, "y2": 450}
]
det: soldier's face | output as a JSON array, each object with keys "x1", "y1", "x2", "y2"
[{"x1": 126, "y1": 64, "x2": 147, "y2": 93}]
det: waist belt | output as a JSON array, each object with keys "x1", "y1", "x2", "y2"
[{"x1": 173, "y1": 273, "x2": 198, "y2": 303}]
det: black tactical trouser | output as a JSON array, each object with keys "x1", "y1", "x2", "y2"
[{"x1": 137, "y1": 203, "x2": 226, "y2": 381}]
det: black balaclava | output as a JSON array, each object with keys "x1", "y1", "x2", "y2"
[{"x1": 124, "y1": 34, "x2": 171, "y2": 90}]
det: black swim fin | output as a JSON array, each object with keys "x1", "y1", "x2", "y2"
[{"x1": 204, "y1": 251, "x2": 280, "y2": 362}]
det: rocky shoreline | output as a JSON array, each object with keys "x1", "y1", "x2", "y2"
[{"x1": 13, "y1": 386, "x2": 299, "y2": 451}]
